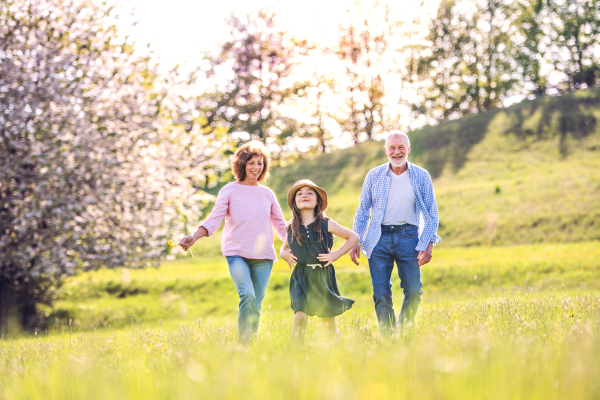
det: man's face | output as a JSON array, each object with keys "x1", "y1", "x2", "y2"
[{"x1": 385, "y1": 136, "x2": 410, "y2": 168}]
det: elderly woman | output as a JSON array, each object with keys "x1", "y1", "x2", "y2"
[{"x1": 179, "y1": 140, "x2": 287, "y2": 343}]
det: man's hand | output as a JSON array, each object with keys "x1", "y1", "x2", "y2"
[
  {"x1": 349, "y1": 244, "x2": 361, "y2": 265},
  {"x1": 418, "y1": 242, "x2": 434, "y2": 266}
]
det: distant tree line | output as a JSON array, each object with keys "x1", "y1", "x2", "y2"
[
  {"x1": 199, "y1": 0, "x2": 600, "y2": 156},
  {"x1": 406, "y1": 0, "x2": 600, "y2": 122}
]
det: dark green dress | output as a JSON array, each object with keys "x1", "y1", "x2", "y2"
[{"x1": 288, "y1": 218, "x2": 354, "y2": 318}]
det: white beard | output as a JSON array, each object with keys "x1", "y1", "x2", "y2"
[{"x1": 388, "y1": 155, "x2": 406, "y2": 168}]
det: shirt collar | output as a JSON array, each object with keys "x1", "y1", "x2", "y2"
[{"x1": 387, "y1": 161, "x2": 412, "y2": 176}]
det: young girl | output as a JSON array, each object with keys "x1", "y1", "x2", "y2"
[{"x1": 280, "y1": 179, "x2": 359, "y2": 344}]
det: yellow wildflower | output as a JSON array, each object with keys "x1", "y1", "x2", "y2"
[{"x1": 168, "y1": 238, "x2": 193, "y2": 258}]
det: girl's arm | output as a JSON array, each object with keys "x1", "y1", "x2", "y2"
[
  {"x1": 280, "y1": 237, "x2": 297, "y2": 269},
  {"x1": 317, "y1": 220, "x2": 360, "y2": 267}
]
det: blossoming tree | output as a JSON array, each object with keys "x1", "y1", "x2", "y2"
[{"x1": 0, "y1": 0, "x2": 220, "y2": 332}]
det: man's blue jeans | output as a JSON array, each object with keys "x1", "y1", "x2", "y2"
[
  {"x1": 368, "y1": 224, "x2": 423, "y2": 332},
  {"x1": 226, "y1": 256, "x2": 273, "y2": 343}
]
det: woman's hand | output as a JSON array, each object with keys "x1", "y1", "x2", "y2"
[
  {"x1": 178, "y1": 227, "x2": 208, "y2": 251},
  {"x1": 281, "y1": 248, "x2": 297, "y2": 269},
  {"x1": 317, "y1": 249, "x2": 341, "y2": 267},
  {"x1": 178, "y1": 235, "x2": 196, "y2": 251}
]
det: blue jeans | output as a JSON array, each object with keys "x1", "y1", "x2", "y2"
[
  {"x1": 368, "y1": 224, "x2": 423, "y2": 332},
  {"x1": 226, "y1": 256, "x2": 273, "y2": 343}
]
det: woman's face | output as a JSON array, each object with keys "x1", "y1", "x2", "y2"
[
  {"x1": 244, "y1": 155, "x2": 264, "y2": 183},
  {"x1": 295, "y1": 186, "x2": 318, "y2": 211}
]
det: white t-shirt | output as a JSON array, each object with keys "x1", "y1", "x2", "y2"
[{"x1": 382, "y1": 168, "x2": 418, "y2": 226}]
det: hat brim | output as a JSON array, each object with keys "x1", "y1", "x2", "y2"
[{"x1": 287, "y1": 180, "x2": 328, "y2": 212}]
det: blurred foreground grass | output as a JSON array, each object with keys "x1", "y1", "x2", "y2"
[{"x1": 2, "y1": 294, "x2": 599, "y2": 399}]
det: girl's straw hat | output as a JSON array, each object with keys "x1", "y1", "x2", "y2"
[{"x1": 287, "y1": 179, "x2": 328, "y2": 211}]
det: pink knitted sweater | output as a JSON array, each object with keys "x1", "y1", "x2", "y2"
[{"x1": 200, "y1": 182, "x2": 287, "y2": 261}]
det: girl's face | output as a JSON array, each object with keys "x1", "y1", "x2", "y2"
[
  {"x1": 295, "y1": 186, "x2": 318, "y2": 211},
  {"x1": 244, "y1": 155, "x2": 264, "y2": 183}
]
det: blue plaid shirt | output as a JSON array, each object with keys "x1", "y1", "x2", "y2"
[{"x1": 352, "y1": 162, "x2": 441, "y2": 258}]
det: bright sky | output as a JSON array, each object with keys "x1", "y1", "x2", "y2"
[
  {"x1": 107, "y1": 0, "x2": 433, "y2": 147},
  {"x1": 114, "y1": 0, "x2": 385, "y2": 72}
]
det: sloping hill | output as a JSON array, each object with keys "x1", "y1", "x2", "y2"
[
  {"x1": 48, "y1": 89, "x2": 600, "y2": 328},
  {"x1": 267, "y1": 88, "x2": 600, "y2": 247}
]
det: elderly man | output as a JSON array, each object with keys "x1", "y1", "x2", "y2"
[{"x1": 350, "y1": 131, "x2": 441, "y2": 332}]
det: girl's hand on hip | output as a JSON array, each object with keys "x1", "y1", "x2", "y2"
[
  {"x1": 280, "y1": 249, "x2": 297, "y2": 269},
  {"x1": 317, "y1": 249, "x2": 340, "y2": 267},
  {"x1": 178, "y1": 235, "x2": 195, "y2": 251}
]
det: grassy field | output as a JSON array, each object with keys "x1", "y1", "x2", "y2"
[
  {"x1": 2, "y1": 90, "x2": 600, "y2": 399},
  {"x1": 2, "y1": 293, "x2": 598, "y2": 399},
  {"x1": 38, "y1": 240, "x2": 600, "y2": 332}
]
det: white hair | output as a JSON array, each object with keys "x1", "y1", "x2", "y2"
[{"x1": 384, "y1": 130, "x2": 410, "y2": 147}]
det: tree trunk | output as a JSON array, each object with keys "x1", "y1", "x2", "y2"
[
  {"x1": 0, "y1": 279, "x2": 16, "y2": 335},
  {"x1": 0, "y1": 278, "x2": 46, "y2": 335}
]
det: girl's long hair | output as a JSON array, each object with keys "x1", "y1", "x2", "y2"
[{"x1": 288, "y1": 190, "x2": 327, "y2": 247}]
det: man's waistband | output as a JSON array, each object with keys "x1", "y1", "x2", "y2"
[{"x1": 381, "y1": 224, "x2": 417, "y2": 232}]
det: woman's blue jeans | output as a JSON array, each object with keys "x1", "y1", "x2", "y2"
[
  {"x1": 226, "y1": 256, "x2": 273, "y2": 343},
  {"x1": 367, "y1": 224, "x2": 423, "y2": 333}
]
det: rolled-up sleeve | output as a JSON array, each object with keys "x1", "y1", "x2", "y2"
[
  {"x1": 353, "y1": 171, "x2": 373, "y2": 245},
  {"x1": 199, "y1": 188, "x2": 230, "y2": 236},
  {"x1": 419, "y1": 172, "x2": 441, "y2": 248}
]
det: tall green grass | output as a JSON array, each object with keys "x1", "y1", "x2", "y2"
[
  {"x1": 3, "y1": 294, "x2": 599, "y2": 399},
  {"x1": 40, "y1": 241, "x2": 600, "y2": 331}
]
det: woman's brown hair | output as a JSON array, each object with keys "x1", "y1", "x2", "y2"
[
  {"x1": 287, "y1": 187, "x2": 327, "y2": 247},
  {"x1": 232, "y1": 140, "x2": 271, "y2": 182}
]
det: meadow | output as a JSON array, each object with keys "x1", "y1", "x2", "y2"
[
  {"x1": 43, "y1": 241, "x2": 600, "y2": 331},
  {"x1": 1, "y1": 290, "x2": 598, "y2": 399},
  {"x1": 2, "y1": 89, "x2": 600, "y2": 399},
  {"x1": 1, "y1": 240, "x2": 598, "y2": 399}
]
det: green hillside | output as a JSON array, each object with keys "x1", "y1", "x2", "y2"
[
  {"x1": 40, "y1": 89, "x2": 600, "y2": 332},
  {"x1": 267, "y1": 88, "x2": 600, "y2": 247}
]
